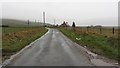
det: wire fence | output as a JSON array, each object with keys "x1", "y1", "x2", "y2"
[{"x1": 67, "y1": 27, "x2": 118, "y2": 38}]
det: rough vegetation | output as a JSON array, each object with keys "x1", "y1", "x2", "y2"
[
  {"x1": 2, "y1": 27, "x2": 48, "y2": 61},
  {"x1": 58, "y1": 27, "x2": 118, "y2": 60}
]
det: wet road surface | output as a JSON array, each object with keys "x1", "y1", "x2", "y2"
[{"x1": 9, "y1": 28, "x2": 93, "y2": 66}]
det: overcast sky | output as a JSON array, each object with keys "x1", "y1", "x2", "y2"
[{"x1": 1, "y1": 0, "x2": 119, "y2": 26}]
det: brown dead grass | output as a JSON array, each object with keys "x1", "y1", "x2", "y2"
[{"x1": 2, "y1": 27, "x2": 48, "y2": 61}]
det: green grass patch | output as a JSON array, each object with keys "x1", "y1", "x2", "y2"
[
  {"x1": 2, "y1": 27, "x2": 48, "y2": 61},
  {"x1": 2, "y1": 27, "x2": 39, "y2": 34},
  {"x1": 58, "y1": 27, "x2": 118, "y2": 60}
]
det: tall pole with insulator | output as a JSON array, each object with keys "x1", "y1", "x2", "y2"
[{"x1": 43, "y1": 12, "x2": 45, "y2": 27}]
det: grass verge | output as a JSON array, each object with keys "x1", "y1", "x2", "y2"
[
  {"x1": 2, "y1": 27, "x2": 48, "y2": 61},
  {"x1": 58, "y1": 27, "x2": 118, "y2": 60}
]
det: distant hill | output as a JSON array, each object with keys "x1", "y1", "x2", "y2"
[{"x1": 1, "y1": 19, "x2": 52, "y2": 27}]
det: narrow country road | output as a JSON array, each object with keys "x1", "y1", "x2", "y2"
[{"x1": 9, "y1": 28, "x2": 93, "y2": 66}]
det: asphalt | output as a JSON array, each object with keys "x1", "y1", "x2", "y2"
[{"x1": 9, "y1": 28, "x2": 93, "y2": 66}]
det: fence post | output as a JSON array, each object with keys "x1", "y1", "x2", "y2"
[
  {"x1": 81, "y1": 27, "x2": 82, "y2": 33},
  {"x1": 112, "y1": 27, "x2": 115, "y2": 35},
  {"x1": 87, "y1": 26, "x2": 89, "y2": 33},
  {"x1": 100, "y1": 27, "x2": 102, "y2": 34}
]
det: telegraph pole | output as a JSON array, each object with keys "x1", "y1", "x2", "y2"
[
  {"x1": 28, "y1": 20, "x2": 29, "y2": 27},
  {"x1": 43, "y1": 12, "x2": 45, "y2": 27}
]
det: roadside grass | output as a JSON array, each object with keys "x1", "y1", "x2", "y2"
[
  {"x1": 2, "y1": 27, "x2": 38, "y2": 34},
  {"x1": 2, "y1": 27, "x2": 48, "y2": 61},
  {"x1": 75, "y1": 27, "x2": 118, "y2": 38},
  {"x1": 58, "y1": 27, "x2": 118, "y2": 60}
]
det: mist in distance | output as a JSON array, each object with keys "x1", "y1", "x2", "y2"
[{"x1": 2, "y1": 2, "x2": 118, "y2": 26}]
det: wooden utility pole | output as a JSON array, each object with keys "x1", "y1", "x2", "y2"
[
  {"x1": 28, "y1": 20, "x2": 30, "y2": 27},
  {"x1": 43, "y1": 12, "x2": 45, "y2": 26}
]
